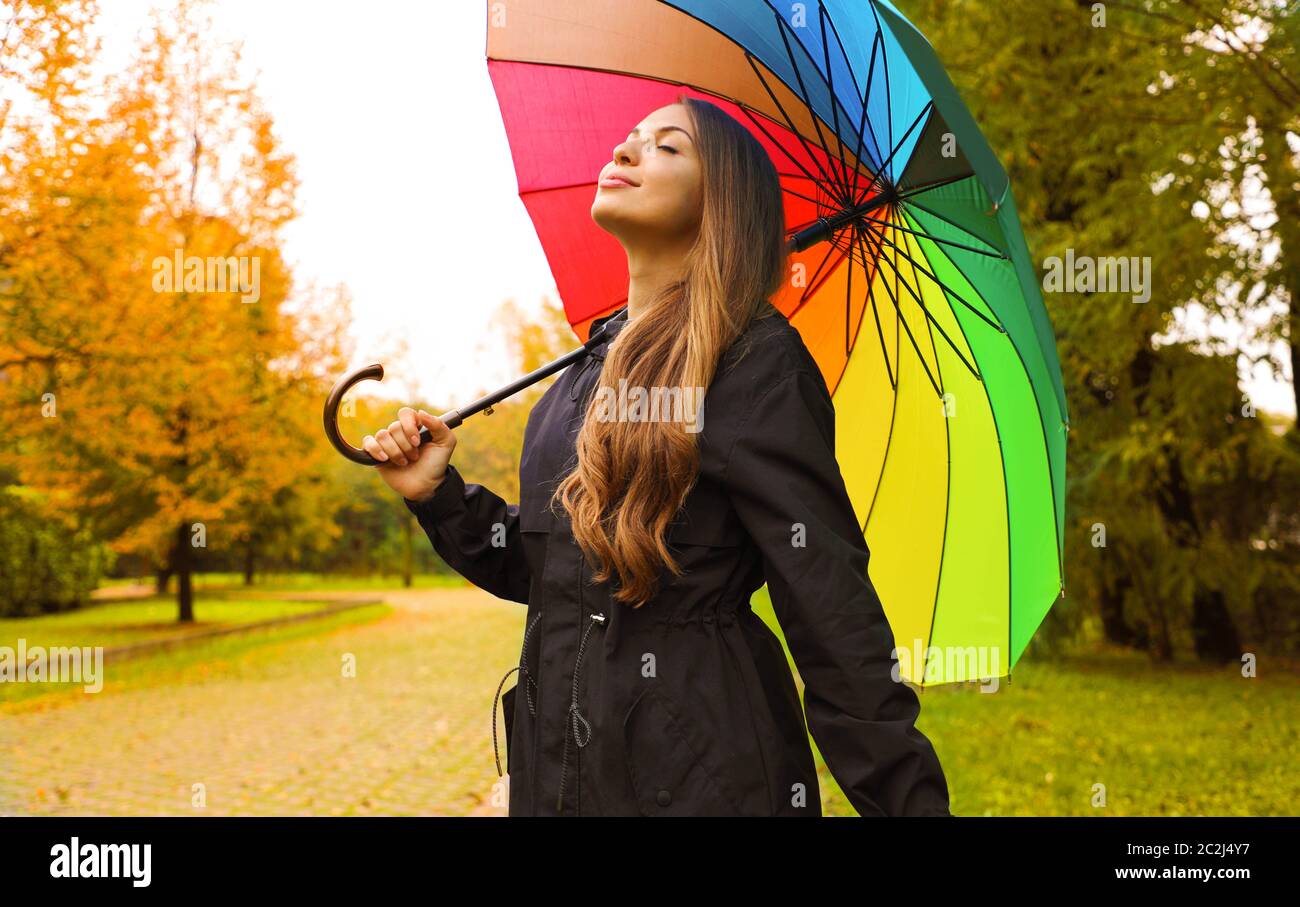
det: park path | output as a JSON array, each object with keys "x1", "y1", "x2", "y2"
[{"x1": 0, "y1": 586, "x2": 525, "y2": 816}]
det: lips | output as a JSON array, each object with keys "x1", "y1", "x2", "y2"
[{"x1": 599, "y1": 172, "x2": 638, "y2": 188}]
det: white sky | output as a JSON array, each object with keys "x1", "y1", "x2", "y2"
[
  {"x1": 96, "y1": 0, "x2": 563, "y2": 408},
  {"x1": 90, "y1": 0, "x2": 1295, "y2": 420}
]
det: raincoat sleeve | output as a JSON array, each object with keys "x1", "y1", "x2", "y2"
[
  {"x1": 721, "y1": 367, "x2": 952, "y2": 817},
  {"x1": 403, "y1": 462, "x2": 531, "y2": 605}
]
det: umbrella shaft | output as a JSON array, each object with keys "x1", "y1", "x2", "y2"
[
  {"x1": 787, "y1": 190, "x2": 897, "y2": 253},
  {"x1": 447, "y1": 344, "x2": 590, "y2": 427}
]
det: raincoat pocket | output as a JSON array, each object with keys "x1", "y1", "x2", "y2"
[{"x1": 622, "y1": 685, "x2": 743, "y2": 816}]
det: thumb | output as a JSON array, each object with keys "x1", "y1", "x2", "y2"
[{"x1": 416, "y1": 409, "x2": 450, "y2": 440}]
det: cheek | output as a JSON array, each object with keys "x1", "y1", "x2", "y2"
[
  {"x1": 676, "y1": 173, "x2": 703, "y2": 225},
  {"x1": 655, "y1": 165, "x2": 700, "y2": 214}
]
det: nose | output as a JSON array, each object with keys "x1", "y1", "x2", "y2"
[{"x1": 611, "y1": 136, "x2": 637, "y2": 168}]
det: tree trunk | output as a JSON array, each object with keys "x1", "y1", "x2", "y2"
[
  {"x1": 1098, "y1": 571, "x2": 1142, "y2": 648},
  {"x1": 1191, "y1": 589, "x2": 1241, "y2": 664},
  {"x1": 243, "y1": 540, "x2": 255, "y2": 587},
  {"x1": 1289, "y1": 299, "x2": 1298, "y2": 430},
  {"x1": 1131, "y1": 346, "x2": 1242, "y2": 662},
  {"x1": 1260, "y1": 128, "x2": 1300, "y2": 426},
  {"x1": 1156, "y1": 446, "x2": 1241, "y2": 662},
  {"x1": 175, "y1": 521, "x2": 194, "y2": 623}
]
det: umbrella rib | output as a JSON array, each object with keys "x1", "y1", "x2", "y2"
[
  {"x1": 897, "y1": 172, "x2": 979, "y2": 197},
  {"x1": 518, "y1": 179, "x2": 604, "y2": 195},
  {"x1": 785, "y1": 239, "x2": 850, "y2": 323},
  {"x1": 855, "y1": 219, "x2": 943, "y2": 398},
  {"x1": 907, "y1": 213, "x2": 1016, "y2": 684},
  {"x1": 850, "y1": 221, "x2": 896, "y2": 391},
  {"x1": 848, "y1": 34, "x2": 881, "y2": 206},
  {"x1": 759, "y1": 22, "x2": 852, "y2": 202},
  {"x1": 787, "y1": 216, "x2": 820, "y2": 235},
  {"x1": 906, "y1": 207, "x2": 1070, "y2": 626},
  {"x1": 817, "y1": 3, "x2": 855, "y2": 204},
  {"x1": 897, "y1": 205, "x2": 1070, "y2": 598},
  {"x1": 863, "y1": 215, "x2": 1006, "y2": 337},
  {"x1": 894, "y1": 175, "x2": 978, "y2": 204},
  {"x1": 892, "y1": 208, "x2": 901, "y2": 382},
  {"x1": 823, "y1": 9, "x2": 885, "y2": 203},
  {"x1": 867, "y1": 0, "x2": 896, "y2": 181},
  {"x1": 781, "y1": 183, "x2": 830, "y2": 208},
  {"x1": 858, "y1": 100, "x2": 934, "y2": 202},
  {"x1": 844, "y1": 232, "x2": 873, "y2": 359},
  {"x1": 844, "y1": 212, "x2": 853, "y2": 358},
  {"x1": 860, "y1": 221, "x2": 944, "y2": 395},
  {"x1": 914, "y1": 228, "x2": 953, "y2": 685},
  {"x1": 858, "y1": 211, "x2": 1007, "y2": 259},
  {"x1": 782, "y1": 104, "x2": 937, "y2": 256},
  {"x1": 801, "y1": 241, "x2": 849, "y2": 308},
  {"x1": 897, "y1": 216, "x2": 969, "y2": 401},
  {"x1": 738, "y1": 65, "x2": 843, "y2": 198},
  {"x1": 768, "y1": 8, "x2": 851, "y2": 201},
  {"x1": 852, "y1": 223, "x2": 901, "y2": 536},
  {"x1": 860, "y1": 217, "x2": 982, "y2": 384},
  {"x1": 902, "y1": 197, "x2": 1006, "y2": 255},
  {"x1": 778, "y1": 170, "x2": 842, "y2": 183}
]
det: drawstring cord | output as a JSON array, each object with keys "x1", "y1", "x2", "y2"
[
  {"x1": 539, "y1": 309, "x2": 624, "y2": 807},
  {"x1": 555, "y1": 610, "x2": 606, "y2": 813},
  {"x1": 492, "y1": 611, "x2": 542, "y2": 777}
]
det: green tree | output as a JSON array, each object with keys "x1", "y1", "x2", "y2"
[{"x1": 900, "y1": 0, "x2": 1299, "y2": 661}]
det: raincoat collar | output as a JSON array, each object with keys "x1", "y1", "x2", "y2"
[
  {"x1": 570, "y1": 304, "x2": 629, "y2": 400},
  {"x1": 585, "y1": 304, "x2": 630, "y2": 357}
]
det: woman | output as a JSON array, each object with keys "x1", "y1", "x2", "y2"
[{"x1": 364, "y1": 96, "x2": 952, "y2": 817}]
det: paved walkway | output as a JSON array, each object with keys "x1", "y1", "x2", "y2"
[{"x1": 0, "y1": 587, "x2": 525, "y2": 816}]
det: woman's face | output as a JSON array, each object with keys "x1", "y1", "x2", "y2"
[{"x1": 591, "y1": 103, "x2": 703, "y2": 248}]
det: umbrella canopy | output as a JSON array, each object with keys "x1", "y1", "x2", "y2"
[{"x1": 485, "y1": 0, "x2": 1068, "y2": 684}]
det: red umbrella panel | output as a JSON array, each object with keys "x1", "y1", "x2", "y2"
[{"x1": 487, "y1": 5, "x2": 879, "y2": 374}]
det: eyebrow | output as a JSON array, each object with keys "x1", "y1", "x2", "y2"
[{"x1": 627, "y1": 125, "x2": 694, "y2": 143}]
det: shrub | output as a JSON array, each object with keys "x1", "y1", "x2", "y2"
[{"x1": 0, "y1": 486, "x2": 113, "y2": 617}]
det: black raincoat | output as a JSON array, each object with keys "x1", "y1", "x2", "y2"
[{"x1": 404, "y1": 305, "x2": 952, "y2": 816}]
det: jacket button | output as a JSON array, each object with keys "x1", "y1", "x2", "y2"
[{"x1": 656, "y1": 789, "x2": 672, "y2": 807}]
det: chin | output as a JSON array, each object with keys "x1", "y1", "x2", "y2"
[{"x1": 589, "y1": 205, "x2": 628, "y2": 233}]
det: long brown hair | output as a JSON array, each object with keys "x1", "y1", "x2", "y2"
[{"x1": 552, "y1": 95, "x2": 788, "y2": 608}]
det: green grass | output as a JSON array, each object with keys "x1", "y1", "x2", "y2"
[
  {"x1": 0, "y1": 585, "x2": 395, "y2": 708},
  {"x1": 749, "y1": 587, "x2": 1298, "y2": 816},
  {"x1": 6, "y1": 578, "x2": 1295, "y2": 815},
  {"x1": 175, "y1": 572, "x2": 466, "y2": 592},
  {"x1": 0, "y1": 601, "x2": 392, "y2": 710},
  {"x1": 899, "y1": 650, "x2": 1298, "y2": 817},
  {"x1": 1, "y1": 597, "x2": 330, "y2": 651}
]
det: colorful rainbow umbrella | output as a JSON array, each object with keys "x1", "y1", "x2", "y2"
[{"x1": 484, "y1": 0, "x2": 1069, "y2": 685}]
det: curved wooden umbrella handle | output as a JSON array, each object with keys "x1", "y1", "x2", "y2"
[
  {"x1": 323, "y1": 306, "x2": 629, "y2": 467},
  {"x1": 322, "y1": 363, "x2": 463, "y2": 467}
]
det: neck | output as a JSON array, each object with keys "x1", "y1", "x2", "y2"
[{"x1": 624, "y1": 240, "x2": 692, "y2": 322}]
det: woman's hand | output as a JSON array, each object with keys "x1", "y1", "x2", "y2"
[{"x1": 363, "y1": 407, "x2": 456, "y2": 502}]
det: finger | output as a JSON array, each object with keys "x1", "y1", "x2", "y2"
[
  {"x1": 386, "y1": 420, "x2": 416, "y2": 458},
  {"x1": 397, "y1": 407, "x2": 421, "y2": 448},
  {"x1": 361, "y1": 434, "x2": 389, "y2": 462},
  {"x1": 375, "y1": 428, "x2": 408, "y2": 466},
  {"x1": 416, "y1": 409, "x2": 450, "y2": 442}
]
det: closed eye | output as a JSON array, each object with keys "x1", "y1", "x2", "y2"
[{"x1": 657, "y1": 145, "x2": 678, "y2": 154}]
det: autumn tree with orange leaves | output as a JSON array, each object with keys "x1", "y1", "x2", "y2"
[{"x1": 1, "y1": 0, "x2": 350, "y2": 620}]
